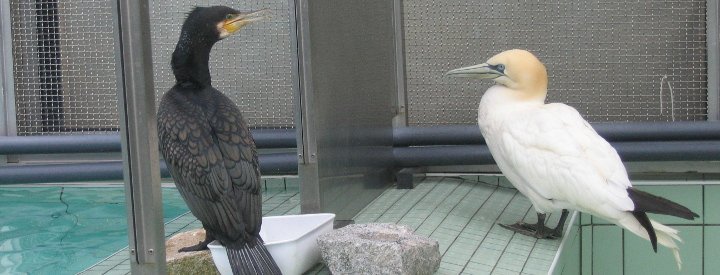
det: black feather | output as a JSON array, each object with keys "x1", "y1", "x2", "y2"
[
  {"x1": 631, "y1": 211, "x2": 657, "y2": 252},
  {"x1": 626, "y1": 187, "x2": 699, "y2": 220},
  {"x1": 226, "y1": 236, "x2": 281, "y2": 275}
]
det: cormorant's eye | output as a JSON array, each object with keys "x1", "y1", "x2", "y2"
[
  {"x1": 496, "y1": 64, "x2": 505, "y2": 72},
  {"x1": 225, "y1": 14, "x2": 235, "y2": 20}
]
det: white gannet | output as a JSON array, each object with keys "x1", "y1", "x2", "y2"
[{"x1": 446, "y1": 49, "x2": 698, "y2": 269}]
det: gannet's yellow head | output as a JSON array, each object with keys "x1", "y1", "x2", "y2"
[{"x1": 446, "y1": 49, "x2": 548, "y2": 101}]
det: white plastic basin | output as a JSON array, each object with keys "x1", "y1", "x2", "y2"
[{"x1": 208, "y1": 213, "x2": 335, "y2": 275}]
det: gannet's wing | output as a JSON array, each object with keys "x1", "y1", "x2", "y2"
[{"x1": 498, "y1": 103, "x2": 634, "y2": 212}]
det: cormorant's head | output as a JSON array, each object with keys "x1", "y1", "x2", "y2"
[
  {"x1": 446, "y1": 49, "x2": 548, "y2": 98},
  {"x1": 180, "y1": 6, "x2": 270, "y2": 43}
]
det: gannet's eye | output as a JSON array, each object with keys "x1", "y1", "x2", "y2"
[
  {"x1": 496, "y1": 64, "x2": 506, "y2": 72},
  {"x1": 225, "y1": 14, "x2": 235, "y2": 20}
]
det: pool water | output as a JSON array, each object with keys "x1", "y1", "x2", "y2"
[{"x1": 0, "y1": 186, "x2": 189, "y2": 275}]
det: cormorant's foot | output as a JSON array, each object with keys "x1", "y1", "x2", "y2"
[
  {"x1": 178, "y1": 240, "x2": 212, "y2": 252},
  {"x1": 499, "y1": 222, "x2": 560, "y2": 239}
]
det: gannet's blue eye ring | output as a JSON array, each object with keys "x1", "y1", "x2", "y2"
[{"x1": 496, "y1": 64, "x2": 505, "y2": 73}]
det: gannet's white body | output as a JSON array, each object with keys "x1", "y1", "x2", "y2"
[
  {"x1": 447, "y1": 49, "x2": 697, "y2": 269},
  {"x1": 478, "y1": 85, "x2": 631, "y2": 215}
]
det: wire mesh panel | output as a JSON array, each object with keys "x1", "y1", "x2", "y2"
[
  {"x1": 150, "y1": 0, "x2": 295, "y2": 129},
  {"x1": 9, "y1": 0, "x2": 295, "y2": 135},
  {"x1": 10, "y1": 0, "x2": 120, "y2": 135},
  {"x1": 403, "y1": 0, "x2": 708, "y2": 125}
]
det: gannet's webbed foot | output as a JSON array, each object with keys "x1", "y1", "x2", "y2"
[
  {"x1": 499, "y1": 221, "x2": 558, "y2": 239},
  {"x1": 500, "y1": 211, "x2": 568, "y2": 239},
  {"x1": 178, "y1": 232, "x2": 215, "y2": 252},
  {"x1": 551, "y1": 209, "x2": 570, "y2": 238}
]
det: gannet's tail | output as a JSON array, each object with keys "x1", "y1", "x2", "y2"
[{"x1": 617, "y1": 214, "x2": 683, "y2": 270}]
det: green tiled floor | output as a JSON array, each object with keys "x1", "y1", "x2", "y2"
[
  {"x1": 354, "y1": 176, "x2": 564, "y2": 275},
  {"x1": 84, "y1": 176, "x2": 564, "y2": 275}
]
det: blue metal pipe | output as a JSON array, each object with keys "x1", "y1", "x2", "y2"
[
  {"x1": 0, "y1": 129, "x2": 297, "y2": 154},
  {"x1": 0, "y1": 152, "x2": 298, "y2": 185},
  {"x1": 3, "y1": 123, "x2": 719, "y2": 154},
  {"x1": 393, "y1": 122, "x2": 720, "y2": 147},
  {"x1": 392, "y1": 140, "x2": 720, "y2": 167}
]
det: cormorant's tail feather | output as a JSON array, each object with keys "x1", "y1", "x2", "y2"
[
  {"x1": 618, "y1": 214, "x2": 683, "y2": 270},
  {"x1": 627, "y1": 187, "x2": 699, "y2": 220},
  {"x1": 226, "y1": 236, "x2": 281, "y2": 275}
]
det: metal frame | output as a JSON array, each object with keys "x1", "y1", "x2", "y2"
[
  {"x1": 709, "y1": 0, "x2": 720, "y2": 121},
  {"x1": 294, "y1": 0, "x2": 316, "y2": 166},
  {"x1": 288, "y1": 0, "x2": 304, "y2": 165},
  {"x1": 0, "y1": 0, "x2": 16, "y2": 137},
  {"x1": 392, "y1": 0, "x2": 408, "y2": 127},
  {"x1": 294, "y1": 0, "x2": 322, "y2": 213},
  {"x1": 113, "y1": 0, "x2": 165, "y2": 273}
]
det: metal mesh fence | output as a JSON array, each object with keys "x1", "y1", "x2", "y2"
[
  {"x1": 403, "y1": 0, "x2": 709, "y2": 125},
  {"x1": 10, "y1": 0, "x2": 120, "y2": 135},
  {"x1": 9, "y1": 0, "x2": 295, "y2": 135},
  {"x1": 9, "y1": 0, "x2": 713, "y2": 133}
]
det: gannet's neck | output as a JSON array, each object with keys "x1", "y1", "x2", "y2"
[
  {"x1": 477, "y1": 85, "x2": 545, "y2": 134},
  {"x1": 481, "y1": 85, "x2": 546, "y2": 107}
]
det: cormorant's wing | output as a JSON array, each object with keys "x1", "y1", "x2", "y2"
[
  {"x1": 158, "y1": 89, "x2": 261, "y2": 242},
  {"x1": 495, "y1": 103, "x2": 634, "y2": 214}
]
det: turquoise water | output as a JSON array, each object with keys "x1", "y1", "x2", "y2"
[{"x1": 0, "y1": 186, "x2": 189, "y2": 275}]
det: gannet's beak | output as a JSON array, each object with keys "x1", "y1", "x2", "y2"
[
  {"x1": 221, "y1": 9, "x2": 271, "y2": 36},
  {"x1": 446, "y1": 63, "x2": 503, "y2": 79}
]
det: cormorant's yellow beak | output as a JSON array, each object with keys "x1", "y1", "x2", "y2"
[
  {"x1": 446, "y1": 63, "x2": 504, "y2": 79},
  {"x1": 219, "y1": 9, "x2": 270, "y2": 38}
]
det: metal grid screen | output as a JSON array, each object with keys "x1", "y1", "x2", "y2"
[
  {"x1": 10, "y1": 0, "x2": 120, "y2": 135},
  {"x1": 9, "y1": 0, "x2": 295, "y2": 135},
  {"x1": 403, "y1": 0, "x2": 709, "y2": 125}
]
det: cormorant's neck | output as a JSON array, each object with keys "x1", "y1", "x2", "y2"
[{"x1": 171, "y1": 31, "x2": 217, "y2": 88}]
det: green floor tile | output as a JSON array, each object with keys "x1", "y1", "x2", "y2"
[
  {"x1": 705, "y1": 226, "x2": 720, "y2": 274},
  {"x1": 705, "y1": 185, "x2": 720, "y2": 224},
  {"x1": 580, "y1": 213, "x2": 592, "y2": 226},
  {"x1": 462, "y1": 262, "x2": 494, "y2": 274},
  {"x1": 438, "y1": 261, "x2": 464, "y2": 273},
  {"x1": 592, "y1": 226, "x2": 623, "y2": 275},
  {"x1": 477, "y1": 175, "x2": 501, "y2": 186},
  {"x1": 554, "y1": 228, "x2": 580, "y2": 275},
  {"x1": 624, "y1": 226, "x2": 702, "y2": 275}
]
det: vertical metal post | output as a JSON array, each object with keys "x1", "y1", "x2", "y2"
[
  {"x1": 113, "y1": 0, "x2": 166, "y2": 273},
  {"x1": 0, "y1": 0, "x2": 16, "y2": 138},
  {"x1": 708, "y1": 0, "x2": 719, "y2": 121},
  {"x1": 295, "y1": 0, "x2": 322, "y2": 213},
  {"x1": 392, "y1": 0, "x2": 408, "y2": 127}
]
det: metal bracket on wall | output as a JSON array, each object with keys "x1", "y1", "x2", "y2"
[{"x1": 396, "y1": 167, "x2": 427, "y2": 189}]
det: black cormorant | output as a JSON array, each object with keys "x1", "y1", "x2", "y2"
[{"x1": 157, "y1": 6, "x2": 280, "y2": 274}]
